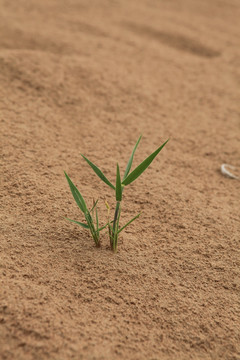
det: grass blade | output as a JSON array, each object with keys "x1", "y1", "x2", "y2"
[
  {"x1": 64, "y1": 217, "x2": 89, "y2": 229},
  {"x1": 118, "y1": 212, "x2": 141, "y2": 234},
  {"x1": 116, "y1": 163, "x2": 122, "y2": 201},
  {"x1": 98, "y1": 222, "x2": 113, "y2": 231},
  {"x1": 90, "y1": 199, "x2": 99, "y2": 213},
  {"x1": 122, "y1": 139, "x2": 169, "y2": 186},
  {"x1": 81, "y1": 154, "x2": 115, "y2": 190},
  {"x1": 64, "y1": 171, "x2": 87, "y2": 213},
  {"x1": 123, "y1": 135, "x2": 142, "y2": 181},
  {"x1": 95, "y1": 205, "x2": 99, "y2": 236}
]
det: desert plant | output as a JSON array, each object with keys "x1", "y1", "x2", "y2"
[
  {"x1": 81, "y1": 136, "x2": 169, "y2": 252},
  {"x1": 64, "y1": 172, "x2": 108, "y2": 247}
]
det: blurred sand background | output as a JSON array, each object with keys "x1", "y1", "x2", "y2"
[{"x1": 1, "y1": 0, "x2": 240, "y2": 359}]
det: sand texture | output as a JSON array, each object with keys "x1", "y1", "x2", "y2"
[{"x1": 1, "y1": 0, "x2": 240, "y2": 359}]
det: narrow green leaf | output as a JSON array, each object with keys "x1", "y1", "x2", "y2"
[
  {"x1": 123, "y1": 135, "x2": 142, "y2": 181},
  {"x1": 122, "y1": 139, "x2": 169, "y2": 186},
  {"x1": 118, "y1": 212, "x2": 141, "y2": 234},
  {"x1": 116, "y1": 163, "x2": 122, "y2": 201},
  {"x1": 98, "y1": 222, "x2": 112, "y2": 232},
  {"x1": 95, "y1": 206, "x2": 99, "y2": 235},
  {"x1": 90, "y1": 199, "x2": 99, "y2": 213},
  {"x1": 64, "y1": 171, "x2": 87, "y2": 213},
  {"x1": 81, "y1": 154, "x2": 115, "y2": 190},
  {"x1": 64, "y1": 217, "x2": 89, "y2": 229}
]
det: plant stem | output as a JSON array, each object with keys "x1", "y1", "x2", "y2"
[
  {"x1": 85, "y1": 211, "x2": 100, "y2": 247},
  {"x1": 112, "y1": 201, "x2": 121, "y2": 252}
]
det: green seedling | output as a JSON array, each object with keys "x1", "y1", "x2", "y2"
[
  {"x1": 64, "y1": 171, "x2": 108, "y2": 247},
  {"x1": 81, "y1": 136, "x2": 169, "y2": 252}
]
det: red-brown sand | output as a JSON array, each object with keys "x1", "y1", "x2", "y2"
[{"x1": 1, "y1": 1, "x2": 240, "y2": 359}]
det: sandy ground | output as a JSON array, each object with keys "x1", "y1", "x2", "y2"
[{"x1": 1, "y1": 0, "x2": 240, "y2": 359}]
